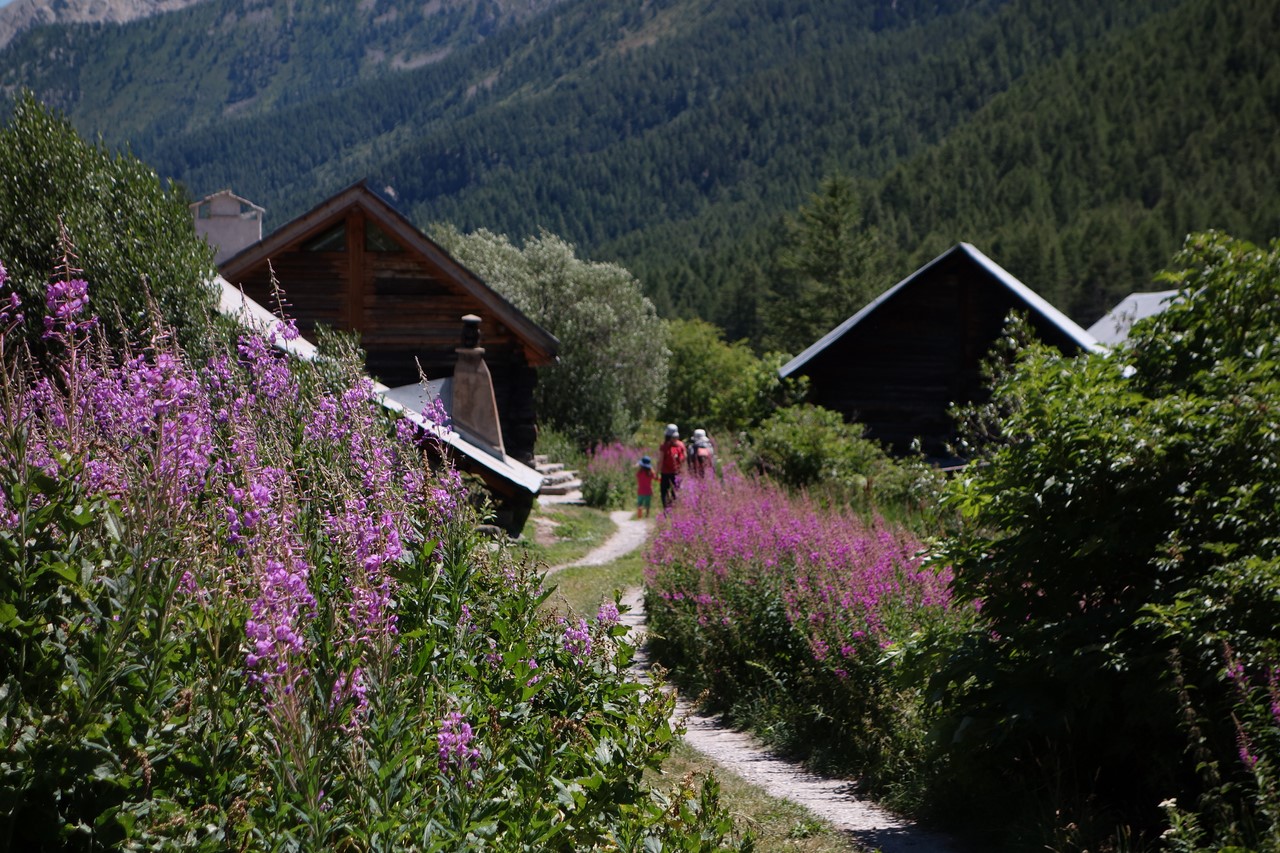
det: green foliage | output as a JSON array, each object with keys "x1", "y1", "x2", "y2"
[
  {"x1": 434, "y1": 226, "x2": 668, "y2": 446},
  {"x1": 0, "y1": 263, "x2": 743, "y2": 850},
  {"x1": 578, "y1": 443, "x2": 649, "y2": 512},
  {"x1": 928, "y1": 232, "x2": 1280, "y2": 849},
  {"x1": 742, "y1": 405, "x2": 943, "y2": 516},
  {"x1": 0, "y1": 94, "x2": 217, "y2": 356},
  {"x1": 661, "y1": 318, "x2": 806, "y2": 435},
  {"x1": 760, "y1": 174, "x2": 886, "y2": 355}
]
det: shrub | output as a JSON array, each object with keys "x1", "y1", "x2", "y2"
[
  {"x1": 0, "y1": 94, "x2": 217, "y2": 360},
  {"x1": 435, "y1": 227, "x2": 668, "y2": 446},
  {"x1": 661, "y1": 318, "x2": 806, "y2": 434},
  {"x1": 742, "y1": 404, "x2": 943, "y2": 518},
  {"x1": 580, "y1": 442, "x2": 649, "y2": 510},
  {"x1": 930, "y1": 232, "x2": 1280, "y2": 849}
]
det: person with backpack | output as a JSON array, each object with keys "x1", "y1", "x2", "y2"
[
  {"x1": 688, "y1": 428, "x2": 715, "y2": 478},
  {"x1": 658, "y1": 424, "x2": 686, "y2": 510}
]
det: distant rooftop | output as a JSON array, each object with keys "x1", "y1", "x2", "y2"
[{"x1": 1086, "y1": 290, "x2": 1179, "y2": 346}]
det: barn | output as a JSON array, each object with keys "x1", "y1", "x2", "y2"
[{"x1": 779, "y1": 242, "x2": 1100, "y2": 459}]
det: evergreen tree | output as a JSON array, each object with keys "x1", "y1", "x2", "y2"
[{"x1": 761, "y1": 174, "x2": 884, "y2": 354}]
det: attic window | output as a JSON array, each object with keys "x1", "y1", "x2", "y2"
[
  {"x1": 197, "y1": 203, "x2": 212, "y2": 219},
  {"x1": 365, "y1": 221, "x2": 401, "y2": 252},
  {"x1": 304, "y1": 223, "x2": 346, "y2": 252}
]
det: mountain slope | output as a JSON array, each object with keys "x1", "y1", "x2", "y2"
[
  {"x1": 1, "y1": 0, "x2": 1276, "y2": 344},
  {"x1": 0, "y1": 0, "x2": 208, "y2": 50},
  {"x1": 863, "y1": 0, "x2": 1280, "y2": 323},
  {"x1": 0, "y1": 0, "x2": 565, "y2": 141}
]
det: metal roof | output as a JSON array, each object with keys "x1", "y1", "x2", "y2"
[
  {"x1": 780, "y1": 242, "x2": 1102, "y2": 378},
  {"x1": 1086, "y1": 289, "x2": 1179, "y2": 345}
]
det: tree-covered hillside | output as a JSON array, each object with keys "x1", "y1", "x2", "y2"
[
  {"x1": 2, "y1": 0, "x2": 1276, "y2": 345},
  {"x1": 862, "y1": 0, "x2": 1280, "y2": 324},
  {"x1": 0, "y1": 0, "x2": 564, "y2": 141}
]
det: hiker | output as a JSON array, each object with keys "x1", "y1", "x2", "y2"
[
  {"x1": 658, "y1": 423, "x2": 686, "y2": 510},
  {"x1": 635, "y1": 455, "x2": 657, "y2": 518},
  {"x1": 689, "y1": 428, "x2": 715, "y2": 478}
]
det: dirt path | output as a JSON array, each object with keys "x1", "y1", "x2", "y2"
[
  {"x1": 544, "y1": 509, "x2": 650, "y2": 575},
  {"x1": 544, "y1": 501, "x2": 961, "y2": 853}
]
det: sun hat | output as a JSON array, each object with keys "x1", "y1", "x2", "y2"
[
  {"x1": 638, "y1": 456, "x2": 652, "y2": 468},
  {"x1": 693, "y1": 429, "x2": 706, "y2": 440},
  {"x1": 665, "y1": 423, "x2": 679, "y2": 438}
]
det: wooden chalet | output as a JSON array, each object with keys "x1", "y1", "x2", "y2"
[
  {"x1": 779, "y1": 243, "x2": 1100, "y2": 459},
  {"x1": 217, "y1": 276, "x2": 545, "y2": 534},
  {"x1": 218, "y1": 182, "x2": 559, "y2": 468}
]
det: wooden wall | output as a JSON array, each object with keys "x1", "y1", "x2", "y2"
[{"x1": 229, "y1": 209, "x2": 541, "y2": 463}]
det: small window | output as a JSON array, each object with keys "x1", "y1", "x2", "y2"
[
  {"x1": 365, "y1": 220, "x2": 401, "y2": 252},
  {"x1": 304, "y1": 223, "x2": 347, "y2": 252},
  {"x1": 197, "y1": 203, "x2": 211, "y2": 219}
]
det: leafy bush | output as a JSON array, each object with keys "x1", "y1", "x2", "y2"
[
  {"x1": 0, "y1": 94, "x2": 217, "y2": 359},
  {"x1": 0, "y1": 262, "x2": 744, "y2": 851},
  {"x1": 434, "y1": 227, "x2": 668, "y2": 446},
  {"x1": 929, "y1": 232, "x2": 1280, "y2": 850},
  {"x1": 741, "y1": 404, "x2": 943, "y2": 518},
  {"x1": 644, "y1": 473, "x2": 970, "y2": 806},
  {"x1": 579, "y1": 442, "x2": 649, "y2": 511},
  {"x1": 661, "y1": 318, "x2": 806, "y2": 434}
]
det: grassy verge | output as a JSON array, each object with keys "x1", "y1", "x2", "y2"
[
  {"x1": 543, "y1": 547, "x2": 646, "y2": 617},
  {"x1": 532, "y1": 503, "x2": 863, "y2": 852}
]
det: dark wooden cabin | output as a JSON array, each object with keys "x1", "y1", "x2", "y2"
[
  {"x1": 218, "y1": 183, "x2": 559, "y2": 466},
  {"x1": 779, "y1": 243, "x2": 1100, "y2": 459}
]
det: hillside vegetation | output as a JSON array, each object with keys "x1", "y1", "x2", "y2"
[{"x1": 6, "y1": 0, "x2": 1275, "y2": 344}]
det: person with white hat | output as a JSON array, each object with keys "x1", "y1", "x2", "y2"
[
  {"x1": 658, "y1": 424, "x2": 686, "y2": 510},
  {"x1": 689, "y1": 428, "x2": 715, "y2": 478}
]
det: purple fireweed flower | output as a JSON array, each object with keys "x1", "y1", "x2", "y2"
[
  {"x1": 437, "y1": 711, "x2": 482, "y2": 774},
  {"x1": 43, "y1": 278, "x2": 95, "y2": 339},
  {"x1": 0, "y1": 261, "x2": 21, "y2": 331},
  {"x1": 647, "y1": 472, "x2": 956, "y2": 667},
  {"x1": 596, "y1": 600, "x2": 620, "y2": 627},
  {"x1": 330, "y1": 667, "x2": 370, "y2": 725},
  {"x1": 272, "y1": 317, "x2": 300, "y2": 343},
  {"x1": 562, "y1": 618, "x2": 592, "y2": 664}
]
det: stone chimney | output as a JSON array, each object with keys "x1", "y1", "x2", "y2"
[{"x1": 451, "y1": 314, "x2": 505, "y2": 457}]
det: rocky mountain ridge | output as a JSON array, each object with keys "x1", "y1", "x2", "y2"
[{"x1": 0, "y1": 0, "x2": 209, "y2": 49}]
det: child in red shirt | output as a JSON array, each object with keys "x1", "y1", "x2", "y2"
[{"x1": 635, "y1": 455, "x2": 657, "y2": 518}]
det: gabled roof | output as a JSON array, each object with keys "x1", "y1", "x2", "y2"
[
  {"x1": 1086, "y1": 289, "x2": 1179, "y2": 346},
  {"x1": 218, "y1": 181, "x2": 559, "y2": 366},
  {"x1": 780, "y1": 242, "x2": 1101, "y2": 378},
  {"x1": 217, "y1": 275, "x2": 544, "y2": 496}
]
